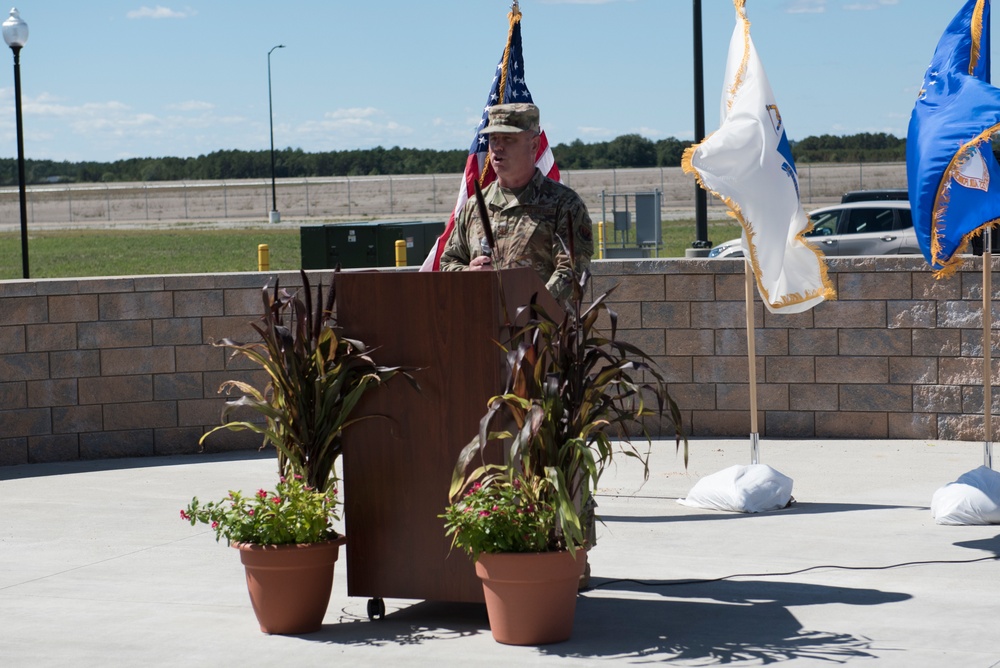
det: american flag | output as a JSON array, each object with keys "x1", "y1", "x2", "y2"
[{"x1": 420, "y1": 4, "x2": 559, "y2": 271}]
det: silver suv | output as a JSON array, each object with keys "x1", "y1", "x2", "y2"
[{"x1": 708, "y1": 199, "x2": 918, "y2": 258}]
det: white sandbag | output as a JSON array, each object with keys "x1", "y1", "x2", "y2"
[
  {"x1": 931, "y1": 466, "x2": 1000, "y2": 525},
  {"x1": 678, "y1": 464, "x2": 793, "y2": 513}
]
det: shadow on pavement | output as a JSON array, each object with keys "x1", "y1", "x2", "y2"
[
  {"x1": 599, "y1": 500, "x2": 928, "y2": 525},
  {"x1": 954, "y1": 533, "x2": 1000, "y2": 557},
  {"x1": 544, "y1": 578, "x2": 908, "y2": 663},
  {"x1": 0, "y1": 449, "x2": 275, "y2": 481},
  {"x1": 296, "y1": 579, "x2": 907, "y2": 664},
  {"x1": 298, "y1": 601, "x2": 489, "y2": 646}
]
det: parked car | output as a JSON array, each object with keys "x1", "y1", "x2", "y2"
[
  {"x1": 840, "y1": 188, "x2": 908, "y2": 203},
  {"x1": 708, "y1": 200, "x2": 918, "y2": 258}
]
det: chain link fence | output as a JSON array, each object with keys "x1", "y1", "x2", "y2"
[{"x1": 0, "y1": 162, "x2": 907, "y2": 230}]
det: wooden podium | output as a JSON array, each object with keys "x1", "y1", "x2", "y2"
[{"x1": 338, "y1": 267, "x2": 555, "y2": 605}]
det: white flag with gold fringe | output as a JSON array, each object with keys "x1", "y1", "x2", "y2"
[{"x1": 683, "y1": 0, "x2": 834, "y2": 314}]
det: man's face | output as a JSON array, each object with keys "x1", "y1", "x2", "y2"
[{"x1": 488, "y1": 130, "x2": 539, "y2": 188}]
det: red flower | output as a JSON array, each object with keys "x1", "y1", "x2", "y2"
[
  {"x1": 479, "y1": 510, "x2": 490, "y2": 517},
  {"x1": 272, "y1": 497, "x2": 282, "y2": 505},
  {"x1": 256, "y1": 489, "x2": 267, "y2": 499},
  {"x1": 179, "y1": 509, "x2": 190, "y2": 521}
]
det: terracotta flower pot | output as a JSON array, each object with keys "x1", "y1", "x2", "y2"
[
  {"x1": 475, "y1": 549, "x2": 581, "y2": 645},
  {"x1": 233, "y1": 535, "x2": 347, "y2": 635}
]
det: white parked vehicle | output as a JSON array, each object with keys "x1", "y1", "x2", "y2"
[{"x1": 708, "y1": 199, "x2": 918, "y2": 258}]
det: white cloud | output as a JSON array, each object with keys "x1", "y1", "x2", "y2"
[
  {"x1": 632, "y1": 126, "x2": 662, "y2": 137},
  {"x1": 784, "y1": 0, "x2": 826, "y2": 13},
  {"x1": 5, "y1": 91, "x2": 238, "y2": 155},
  {"x1": 294, "y1": 107, "x2": 414, "y2": 148},
  {"x1": 76, "y1": 112, "x2": 159, "y2": 135},
  {"x1": 126, "y1": 6, "x2": 196, "y2": 20},
  {"x1": 324, "y1": 107, "x2": 381, "y2": 120},
  {"x1": 576, "y1": 126, "x2": 614, "y2": 138},
  {"x1": 843, "y1": 0, "x2": 899, "y2": 9},
  {"x1": 24, "y1": 94, "x2": 131, "y2": 119},
  {"x1": 167, "y1": 100, "x2": 215, "y2": 112}
]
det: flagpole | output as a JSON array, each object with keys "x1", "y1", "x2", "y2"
[
  {"x1": 984, "y1": 227, "x2": 993, "y2": 469},
  {"x1": 745, "y1": 261, "x2": 760, "y2": 465}
]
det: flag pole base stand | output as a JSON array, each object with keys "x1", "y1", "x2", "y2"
[
  {"x1": 269, "y1": 210, "x2": 281, "y2": 224},
  {"x1": 678, "y1": 462, "x2": 793, "y2": 513}
]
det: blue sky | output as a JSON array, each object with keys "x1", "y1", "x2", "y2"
[{"x1": 0, "y1": 0, "x2": 974, "y2": 162}]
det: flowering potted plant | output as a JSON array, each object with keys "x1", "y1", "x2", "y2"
[
  {"x1": 444, "y1": 262, "x2": 686, "y2": 645},
  {"x1": 181, "y1": 474, "x2": 339, "y2": 546},
  {"x1": 442, "y1": 476, "x2": 555, "y2": 556},
  {"x1": 183, "y1": 269, "x2": 416, "y2": 635}
]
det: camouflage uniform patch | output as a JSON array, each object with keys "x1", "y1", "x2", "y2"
[{"x1": 439, "y1": 169, "x2": 594, "y2": 302}]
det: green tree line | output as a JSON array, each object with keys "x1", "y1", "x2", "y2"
[{"x1": 0, "y1": 132, "x2": 913, "y2": 186}]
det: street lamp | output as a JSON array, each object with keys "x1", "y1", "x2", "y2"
[
  {"x1": 687, "y1": 0, "x2": 710, "y2": 257},
  {"x1": 2, "y1": 7, "x2": 28, "y2": 277},
  {"x1": 267, "y1": 44, "x2": 284, "y2": 224}
]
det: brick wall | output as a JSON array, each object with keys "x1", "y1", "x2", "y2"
[
  {"x1": 0, "y1": 256, "x2": 993, "y2": 465},
  {"x1": 598, "y1": 255, "x2": 993, "y2": 441}
]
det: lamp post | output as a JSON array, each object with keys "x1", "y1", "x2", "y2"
[
  {"x1": 267, "y1": 44, "x2": 284, "y2": 224},
  {"x1": 3, "y1": 7, "x2": 28, "y2": 277},
  {"x1": 687, "y1": 0, "x2": 710, "y2": 257}
]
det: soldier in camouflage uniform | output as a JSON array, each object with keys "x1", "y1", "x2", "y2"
[
  {"x1": 440, "y1": 103, "x2": 597, "y2": 588},
  {"x1": 439, "y1": 103, "x2": 593, "y2": 302}
]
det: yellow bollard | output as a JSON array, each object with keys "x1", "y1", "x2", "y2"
[
  {"x1": 258, "y1": 244, "x2": 269, "y2": 271},
  {"x1": 395, "y1": 239, "x2": 407, "y2": 267},
  {"x1": 597, "y1": 221, "x2": 606, "y2": 260}
]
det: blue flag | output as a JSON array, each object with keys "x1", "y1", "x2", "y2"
[{"x1": 907, "y1": 0, "x2": 1000, "y2": 277}]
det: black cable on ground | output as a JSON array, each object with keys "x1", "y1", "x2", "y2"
[{"x1": 589, "y1": 555, "x2": 1000, "y2": 590}]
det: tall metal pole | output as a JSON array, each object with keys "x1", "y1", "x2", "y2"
[
  {"x1": 12, "y1": 43, "x2": 27, "y2": 278},
  {"x1": 267, "y1": 44, "x2": 284, "y2": 223},
  {"x1": 691, "y1": 0, "x2": 710, "y2": 253}
]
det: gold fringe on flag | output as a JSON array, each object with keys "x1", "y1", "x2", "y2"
[{"x1": 479, "y1": 3, "x2": 523, "y2": 186}]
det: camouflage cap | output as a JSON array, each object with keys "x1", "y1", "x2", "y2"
[{"x1": 479, "y1": 103, "x2": 540, "y2": 135}]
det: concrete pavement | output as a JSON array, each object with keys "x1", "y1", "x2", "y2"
[{"x1": 3, "y1": 438, "x2": 1000, "y2": 667}]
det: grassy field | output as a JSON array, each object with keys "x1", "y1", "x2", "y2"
[
  {"x1": 0, "y1": 217, "x2": 744, "y2": 279},
  {"x1": 0, "y1": 229, "x2": 303, "y2": 279}
]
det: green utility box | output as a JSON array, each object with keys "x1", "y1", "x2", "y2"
[
  {"x1": 375, "y1": 220, "x2": 446, "y2": 266},
  {"x1": 300, "y1": 220, "x2": 445, "y2": 270},
  {"x1": 299, "y1": 226, "x2": 330, "y2": 270}
]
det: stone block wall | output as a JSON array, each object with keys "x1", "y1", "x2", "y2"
[
  {"x1": 0, "y1": 272, "x2": 290, "y2": 466},
  {"x1": 0, "y1": 255, "x2": 994, "y2": 465},
  {"x1": 598, "y1": 255, "x2": 995, "y2": 441}
]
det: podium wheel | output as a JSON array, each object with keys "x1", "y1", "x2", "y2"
[{"x1": 367, "y1": 597, "x2": 386, "y2": 621}]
